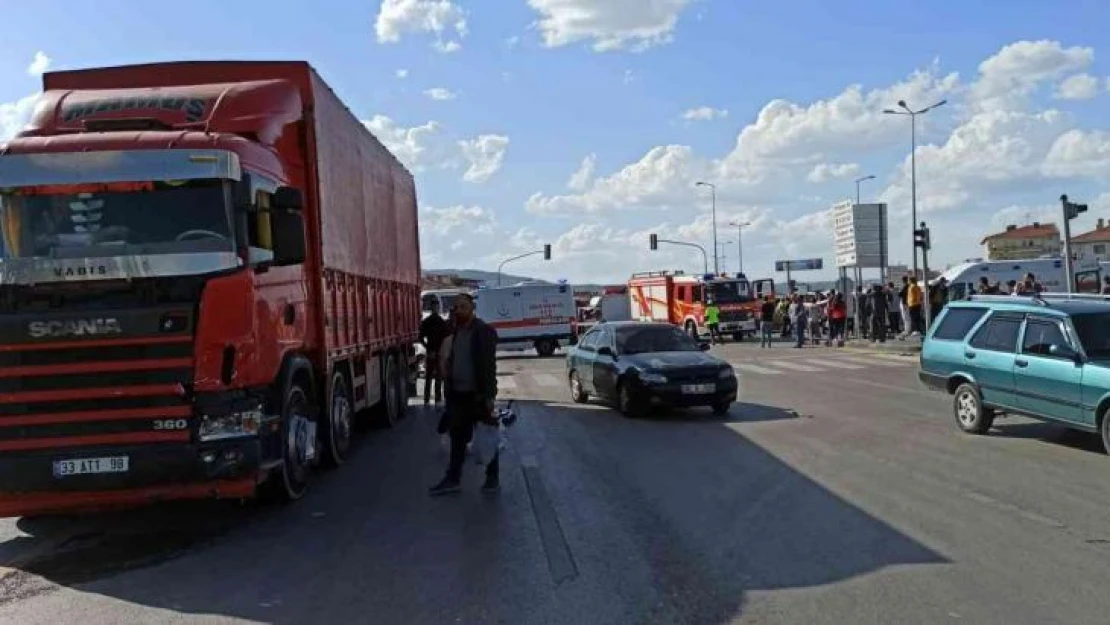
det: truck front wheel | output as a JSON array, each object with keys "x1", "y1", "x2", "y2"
[
  {"x1": 322, "y1": 370, "x2": 353, "y2": 468},
  {"x1": 268, "y1": 380, "x2": 314, "y2": 502}
]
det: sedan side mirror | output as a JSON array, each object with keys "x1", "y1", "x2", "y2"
[
  {"x1": 698, "y1": 342, "x2": 711, "y2": 351},
  {"x1": 1049, "y1": 343, "x2": 1082, "y2": 364}
]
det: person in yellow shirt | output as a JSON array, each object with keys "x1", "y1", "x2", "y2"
[
  {"x1": 906, "y1": 277, "x2": 925, "y2": 335},
  {"x1": 705, "y1": 300, "x2": 721, "y2": 344}
]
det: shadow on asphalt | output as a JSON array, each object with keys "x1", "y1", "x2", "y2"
[
  {"x1": 991, "y1": 421, "x2": 1106, "y2": 454},
  {"x1": 643, "y1": 401, "x2": 801, "y2": 423},
  {"x1": 0, "y1": 398, "x2": 946, "y2": 624}
]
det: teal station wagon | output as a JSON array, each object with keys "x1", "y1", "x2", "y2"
[{"x1": 919, "y1": 294, "x2": 1110, "y2": 451}]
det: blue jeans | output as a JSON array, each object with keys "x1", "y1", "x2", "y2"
[
  {"x1": 760, "y1": 321, "x2": 774, "y2": 347},
  {"x1": 794, "y1": 320, "x2": 806, "y2": 347}
]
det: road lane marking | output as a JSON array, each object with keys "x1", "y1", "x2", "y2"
[
  {"x1": 497, "y1": 376, "x2": 517, "y2": 390},
  {"x1": 767, "y1": 360, "x2": 824, "y2": 372},
  {"x1": 533, "y1": 373, "x2": 562, "y2": 387},
  {"x1": 807, "y1": 359, "x2": 865, "y2": 369},
  {"x1": 732, "y1": 363, "x2": 783, "y2": 375},
  {"x1": 835, "y1": 355, "x2": 911, "y2": 366},
  {"x1": 871, "y1": 354, "x2": 919, "y2": 363}
]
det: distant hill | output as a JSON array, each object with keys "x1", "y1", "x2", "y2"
[{"x1": 424, "y1": 269, "x2": 549, "y2": 287}]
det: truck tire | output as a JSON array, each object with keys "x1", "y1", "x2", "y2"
[
  {"x1": 685, "y1": 321, "x2": 698, "y2": 341},
  {"x1": 382, "y1": 354, "x2": 405, "y2": 428},
  {"x1": 322, "y1": 370, "x2": 353, "y2": 468},
  {"x1": 732, "y1": 332, "x2": 744, "y2": 342},
  {"x1": 267, "y1": 380, "x2": 314, "y2": 502},
  {"x1": 536, "y1": 339, "x2": 557, "y2": 358}
]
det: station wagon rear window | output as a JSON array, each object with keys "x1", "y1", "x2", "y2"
[
  {"x1": 932, "y1": 307, "x2": 988, "y2": 340},
  {"x1": 1071, "y1": 313, "x2": 1110, "y2": 358},
  {"x1": 969, "y1": 315, "x2": 1022, "y2": 352}
]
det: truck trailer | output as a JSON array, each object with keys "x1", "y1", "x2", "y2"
[{"x1": 0, "y1": 61, "x2": 420, "y2": 516}]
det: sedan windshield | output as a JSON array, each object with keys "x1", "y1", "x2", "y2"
[
  {"x1": 617, "y1": 326, "x2": 699, "y2": 355},
  {"x1": 707, "y1": 280, "x2": 751, "y2": 304},
  {"x1": 0, "y1": 179, "x2": 233, "y2": 259},
  {"x1": 1071, "y1": 313, "x2": 1110, "y2": 358}
]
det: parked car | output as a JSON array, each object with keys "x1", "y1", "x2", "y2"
[
  {"x1": 919, "y1": 293, "x2": 1110, "y2": 450},
  {"x1": 566, "y1": 322, "x2": 738, "y2": 417}
]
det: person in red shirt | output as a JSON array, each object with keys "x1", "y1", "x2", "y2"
[{"x1": 828, "y1": 292, "x2": 847, "y2": 347}]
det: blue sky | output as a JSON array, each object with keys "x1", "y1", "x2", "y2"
[{"x1": 3, "y1": 0, "x2": 1110, "y2": 284}]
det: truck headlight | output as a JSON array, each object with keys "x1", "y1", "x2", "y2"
[
  {"x1": 639, "y1": 372, "x2": 668, "y2": 384},
  {"x1": 718, "y1": 366, "x2": 735, "y2": 380},
  {"x1": 199, "y1": 408, "x2": 263, "y2": 441}
]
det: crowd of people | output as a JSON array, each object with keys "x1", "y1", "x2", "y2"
[{"x1": 756, "y1": 274, "x2": 949, "y2": 348}]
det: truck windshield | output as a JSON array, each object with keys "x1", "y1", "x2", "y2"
[
  {"x1": 0, "y1": 179, "x2": 233, "y2": 259},
  {"x1": 707, "y1": 281, "x2": 751, "y2": 304}
]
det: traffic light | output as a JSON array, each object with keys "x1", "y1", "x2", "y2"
[
  {"x1": 543, "y1": 244, "x2": 551, "y2": 260},
  {"x1": 1062, "y1": 194, "x2": 1088, "y2": 220},
  {"x1": 914, "y1": 226, "x2": 931, "y2": 250},
  {"x1": 649, "y1": 233, "x2": 658, "y2": 251}
]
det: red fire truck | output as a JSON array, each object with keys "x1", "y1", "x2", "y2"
[
  {"x1": 0, "y1": 61, "x2": 420, "y2": 516},
  {"x1": 628, "y1": 271, "x2": 774, "y2": 341}
]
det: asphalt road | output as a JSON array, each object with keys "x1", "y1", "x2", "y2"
[{"x1": 0, "y1": 341, "x2": 1109, "y2": 624}]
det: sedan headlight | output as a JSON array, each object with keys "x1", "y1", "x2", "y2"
[
  {"x1": 718, "y1": 366, "x2": 735, "y2": 379},
  {"x1": 639, "y1": 372, "x2": 668, "y2": 384},
  {"x1": 199, "y1": 407, "x2": 263, "y2": 441}
]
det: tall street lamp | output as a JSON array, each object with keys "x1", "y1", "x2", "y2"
[
  {"x1": 729, "y1": 221, "x2": 751, "y2": 274},
  {"x1": 854, "y1": 174, "x2": 875, "y2": 205},
  {"x1": 695, "y1": 181, "x2": 718, "y2": 274},
  {"x1": 883, "y1": 99, "x2": 946, "y2": 277}
]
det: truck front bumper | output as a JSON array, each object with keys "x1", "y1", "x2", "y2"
[{"x1": 0, "y1": 439, "x2": 262, "y2": 518}]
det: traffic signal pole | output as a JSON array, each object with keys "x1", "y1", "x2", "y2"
[
  {"x1": 915, "y1": 222, "x2": 932, "y2": 330},
  {"x1": 1061, "y1": 194, "x2": 1088, "y2": 293}
]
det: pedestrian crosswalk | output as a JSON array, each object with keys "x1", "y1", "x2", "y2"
[{"x1": 493, "y1": 353, "x2": 917, "y2": 392}]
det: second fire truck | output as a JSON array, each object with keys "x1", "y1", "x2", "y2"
[{"x1": 628, "y1": 271, "x2": 774, "y2": 341}]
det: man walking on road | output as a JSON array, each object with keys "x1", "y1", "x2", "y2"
[
  {"x1": 869, "y1": 284, "x2": 889, "y2": 343},
  {"x1": 419, "y1": 301, "x2": 449, "y2": 406},
  {"x1": 705, "y1": 299, "x2": 722, "y2": 344},
  {"x1": 760, "y1": 295, "x2": 776, "y2": 348},
  {"x1": 789, "y1": 294, "x2": 808, "y2": 348},
  {"x1": 429, "y1": 293, "x2": 501, "y2": 496}
]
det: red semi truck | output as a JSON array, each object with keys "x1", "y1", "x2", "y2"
[{"x1": 0, "y1": 61, "x2": 420, "y2": 516}]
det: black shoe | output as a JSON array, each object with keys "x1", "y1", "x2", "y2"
[
  {"x1": 481, "y1": 476, "x2": 500, "y2": 493},
  {"x1": 429, "y1": 478, "x2": 461, "y2": 497}
]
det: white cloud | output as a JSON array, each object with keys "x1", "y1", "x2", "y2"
[
  {"x1": 806, "y1": 163, "x2": 860, "y2": 183},
  {"x1": 505, "y1": 36, "x2": 521, "y2": 49},
  {"x1": 623, "y1": 69, "x2": 636, "y2": 84},
  {"x1": 432, "y1": 39, "x2": 462, "y2": 54},
  {"x1": 396, "y1": 68, "x2": 409, "y2": 79},
  {"x1": 567, "y1": 154, "x2": 597, "y2": 191},
  {"x1": 1042, "y1": 129, "x2": 1110, "y2": 180},
  {"x1": 420, "y1": 205, "x2": 496, "y2": 236},
  {"x1": 458, "y1": 134, "x2": 509, "y2": 183},
  {"x1": 424, "y1": 87, "x2": 457, "y2": 101},
  {"x1": 527, "y1": 0, "x2": 695, "y2": 52},
  {"x1": 26, "y1": 51, "x2": 51, "y2": 77},
  {"x1": 0, "y1": 93, "x2": 41, "y2": 143},
  {"x1": 374, "y1": 0, "x2": 467, "y2": 51},
  {"x1": 682, "y1": 106, "x2": 728, "y2": 122},
  {"x1": 970, "y1": 40, "x2": 1093, "y2": 111},
  {"x1": 1054, "y1": 73, "x2": 1100, "y2": 100},
  {"x1": 363, "y1": 115, "x2": 509, "y2": 185}
]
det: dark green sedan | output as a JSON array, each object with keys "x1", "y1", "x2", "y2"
[{"x1": 566, "y1": 321, "x2": 738, "y2": 417}]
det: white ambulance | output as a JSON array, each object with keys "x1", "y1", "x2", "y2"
[{"x1": 473, "y1": 283, "x2": 576, "y2": 356}]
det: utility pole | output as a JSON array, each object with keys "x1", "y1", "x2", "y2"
[
  {"x1": 696, "y1": 181, "x2": 718, "y2": 274},
  {"x1": 884, "y1": 99, "x2": 947, "y2": 279},
  {"x1": 854, "y1": 174, "x2": 875, "y2": 205},
  {"x1": 1061, "y1": 194, "x2": 1089, "y2": 293}
]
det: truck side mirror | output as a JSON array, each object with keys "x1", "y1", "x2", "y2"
[
  {"x1": 270, "y1": 209, "x2": 307, "y2": 266},
  {"x1": 273, "y1": 186, "x2": 304, "y2": 210}
]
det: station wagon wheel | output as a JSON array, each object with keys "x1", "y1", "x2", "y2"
[
  {"x1": 1099, "y1": 408, "x2": 1110, "y2": 454},
  {"x1": 569, "y1": 371, "x2": 589, "y2": 404},
  {"x1": 953, "y1": 382, "x2": 994, "y2": 435}
]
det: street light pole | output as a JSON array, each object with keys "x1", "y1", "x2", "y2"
[
  {"x1": 883, "y1": 99, "x2": 947, "y2": 278},
  {"x1": 854, "y1": 174, "x2": 875, "y2": 205},
  {"x1": 696, "y1": 181, "x2": 718, "y2": 274},
  {"x1": 729, "y1": 221, "x2": 751, "y2": 274}
]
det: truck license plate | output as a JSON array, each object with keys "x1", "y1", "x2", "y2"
[
  {"x1": 53, "y1": 456, "x2": 129, "y2": 478},
  {"x1": 681, "y1": 383, "x2": 715, "y2": 395}
]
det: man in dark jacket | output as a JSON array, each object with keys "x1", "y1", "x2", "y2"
[
  {"x1": 419, "y1": 301, "x2": 450, "y2": 405},
  {"x1": 429, "y1": 293, "x2": 500, "y2": 496},
  {"x1": 869, "y1": 284, "x2": 888, "y2": 343}
]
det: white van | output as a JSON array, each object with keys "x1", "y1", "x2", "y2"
[
  {"x1": 473, "y1": 283, "x2": 576, "y2": 356},
  {"x1": 937, "y1": 257, "x2": 1102, "y2": 300},
  {"x1": 421, "y1": 288, "x2": 471, "y2": 319}
]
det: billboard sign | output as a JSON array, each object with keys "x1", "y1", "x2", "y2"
[
  {"x1": 774, "y1": 258, "x2": 823, "y2": 272},
  {"x1": 833, "y1": 201, "x2": 889, "y2": 268}
]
